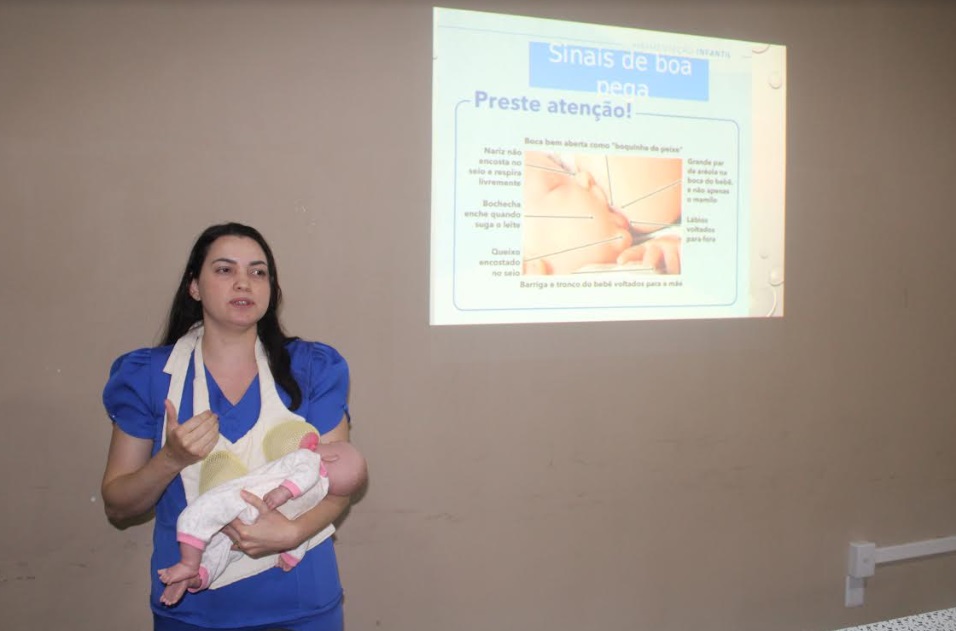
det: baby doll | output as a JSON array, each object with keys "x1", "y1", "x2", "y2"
[{"x1": 157, "y1": 422, "x2": 367, "y2": 606}]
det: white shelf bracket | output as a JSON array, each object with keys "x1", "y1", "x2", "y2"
[{"x1": 845, "y1": 536, "x2": 956, "y2": 607}]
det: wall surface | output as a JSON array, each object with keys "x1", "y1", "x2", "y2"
[{"x1": 1, "y1": 1, "x2": 955, "y2": 630}]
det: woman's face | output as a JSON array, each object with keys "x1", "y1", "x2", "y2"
[
  {"x1": 189, "y1": 235, "x2": 271, "y2": 332},
  {"x1": 522, "y1": 151, "x2": 632, "y2": 275}
]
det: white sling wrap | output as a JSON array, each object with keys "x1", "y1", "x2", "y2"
[{"x1": 162, "y1": 324, "x2": 334, "y2": 589}]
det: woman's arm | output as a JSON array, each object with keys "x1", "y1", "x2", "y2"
[
  {"x1": 101, "y1": 400, "x2": 219, "y2": 524},
  {"x1": 222, "y1": 415, "x2": 365, "y2": 557}
]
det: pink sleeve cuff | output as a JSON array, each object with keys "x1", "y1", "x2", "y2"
[
  {"x1": 176, "y1": 533, "x2": 207, "y2": 551},
  {"x1": 281, "y1": 479, "x2": 302, "y2": 498}
]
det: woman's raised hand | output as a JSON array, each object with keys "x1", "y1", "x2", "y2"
[{"x1": 161, "y1": 399, "x2": 219, "y2": 469}]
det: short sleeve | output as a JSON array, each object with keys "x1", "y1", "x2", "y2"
[
  {"x1": 290, "y1": 341, "x2": 350, "y2": 435},
  {"x1": 102, "y1": 348, "x2": 159, "y2": 440}
]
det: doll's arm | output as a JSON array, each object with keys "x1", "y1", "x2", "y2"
[
  {"x1": 263, "y1": 485, "x2": 294, "y2": 510},
  {"x1": 261, "y1": 449, "x2": 323, "y2": 509}
]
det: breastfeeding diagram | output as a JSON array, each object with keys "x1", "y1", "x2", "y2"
[
  {"x1": 430, "y1": 8, "x2": 787, "y2": 325},
  {"x1": 522, "y1": 151, "x2": 683, "y2": 277}
]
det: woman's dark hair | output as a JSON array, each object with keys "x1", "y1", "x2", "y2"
[{"x1": 161, "y1": 222, "x2": 303, "y2": 410}]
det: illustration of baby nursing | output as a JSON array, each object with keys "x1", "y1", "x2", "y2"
[
  {"x1": 157, "y1": 420, "x2": 367, "y2": 606},
  {"x1": 522, "y1": 151, "x2": 682, "y2": 275}
]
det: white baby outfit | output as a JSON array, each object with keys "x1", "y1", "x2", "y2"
[{"x1": 176, "y1": 448, "x2": 331, "y2": 588}]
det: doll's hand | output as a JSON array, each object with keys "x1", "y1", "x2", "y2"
[
  {"x1": 161, "y1": 399, "x2": 219, "y2": 470},
  {"x1": 617, "y1": 234, "x2": 681, "y2": 274},
  {"x1": 222, "y1": 490, "x2": 301, "y2": 558},
  {"x1": 263, "y1": 485, "x2": 294, "y2": 511}
]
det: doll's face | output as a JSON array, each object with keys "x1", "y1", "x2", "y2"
[{"x1": 522, "y1": 152, "x2": 632, "y2": 275}]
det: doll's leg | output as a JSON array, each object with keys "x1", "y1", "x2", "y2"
[
  {"x1": 157, "y1": 532, "x2": 235, "y2": 606},
  {"x1": 158, "y1": 539, "x2": 203, "y2": 585},
  {"x1": 157, "y1": 541, "x2": 203, "y2": 605}
]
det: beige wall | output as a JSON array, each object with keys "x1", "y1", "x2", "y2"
[{"x1": 2, "y1": 1, "x2": 955, "y2": 629}]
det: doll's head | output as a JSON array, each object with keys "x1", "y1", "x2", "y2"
[{"x1": 314, "y1": 442, "x2": 368, "y2": 497}]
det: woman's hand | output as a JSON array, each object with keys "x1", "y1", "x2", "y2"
[
  {"x1": 102, "y1": 402, "x2": 216, "y2": 525},
  {"x1": 221, "y1": 490, "x2": 302, "y2": 558},
  {"x1": 161, "y1": 399, "x2": 219, "y2": 470}
]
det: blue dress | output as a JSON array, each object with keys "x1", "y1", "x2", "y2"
[{"x1": 103, "y1": 340, "x2": 349, "y2": 631}]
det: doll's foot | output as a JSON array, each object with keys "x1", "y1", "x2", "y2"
[
  {"x1": 158, "y1": 562, "x2": 198, "y2": 586},
  {"x1": 159, "y1": 573, "x2": 203, "y2": 606},
  {"x1": 160, "y1": 579, "x2": 189, "y2": 606}
]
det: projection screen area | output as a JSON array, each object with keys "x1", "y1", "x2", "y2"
[{"x1": 431, "y1": 7, "x2": 786, "y2": 325}]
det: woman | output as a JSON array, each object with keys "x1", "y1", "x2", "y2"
[{"x1": 102, "y1": 222, "x2": 361, "y2": 631}]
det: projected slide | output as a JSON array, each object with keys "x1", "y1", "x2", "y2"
[{"x1": 431, "y1": 8, "x2": 786, "y2": 325}]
